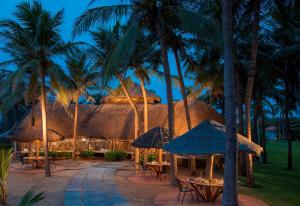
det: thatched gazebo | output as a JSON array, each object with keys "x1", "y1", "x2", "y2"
[
  {"x1": 132, "y1": 127, "x2": 169, "y2": 163},
  {"x1": 163, "y1": 120, "x2": 263, "y2": 179},
  {"x1": 132, "y1": 127, "x2": 169, "y2": 149}
]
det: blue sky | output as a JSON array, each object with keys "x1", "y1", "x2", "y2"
[{"x1": 0, "y1": 0, "x2": 193, "y2": 103}]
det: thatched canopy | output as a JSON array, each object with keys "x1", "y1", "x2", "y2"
[
  {"x1": 102, "y1": 81, "x2": 161, "y2": 104},
  {"x1": 132, "y1": 127, "x2": 169, "y2": 149},
  {"x1": 163, "y1": 120, "x2": 263, "y2": 156},
  {"x1": 10, "y1": 98, "x2": 224, "y2": 142}
]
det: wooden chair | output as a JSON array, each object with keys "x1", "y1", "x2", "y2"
[
  {"x1": 175, "y1": 177, "x2": 195, "y2": 204},
  {"x1": 50, "y1": 157, "x2": 56, "y2": 169},
  {"x1": 160, "y1": 165, "x2": 170, "y2": 181},
  {"x1": 20, "y1": 156, "x2": 32, "y2": 169},
  {"x1": 139, "y1": 162, "x2": 154, "y2": 176}
]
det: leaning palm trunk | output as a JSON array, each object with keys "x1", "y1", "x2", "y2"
[
  {"x1": 221, "y1": 0, "x2": 238, "y2": 205},
  {"x1": 173, "y1": 48, "x2": 195, "y2": 174},
  {"x1": 156, "y1": 21, "x2": 176, "y2": 185},
  {"x1": 0, "y1": 146, "x2": 12, "y2": 205},
  {"x1": 117, "y1": 75, "x2": 140, "y2": 173},
  {"x1": 139, "y1": 78, "x2": 149, "y2": 163},
  {"x1": 72, "y1": 96, "x2": 79, "y2": 160},
  {"x1": 244, "y1": 0, "x2": 260, "y2": 188},
  {"x1": 40, "y1": 74, "x2": 51, "y2": 177}
]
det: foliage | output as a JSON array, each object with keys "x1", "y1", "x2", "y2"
[
  {"x1": 80, "y1": 150, "x2": 94, "y2": 158},
  {"x1": 18, "y1": 190, "x2": 44, "y2": 206},
  {"x1": 40, "y1": 151, "x2": 72, "y2": 158},
  {"x1": 147, "y1": 154, "x2": 156, "y2": 162},
  {"x1": 0, "y1": 143, "x2": 12, "y2": 205},
  {"x1": 104, "y1": 150, "x2": 127, "y2": 161},
  {"x1": 239, "y1": 141, "x2": 300, "y2": 206}
]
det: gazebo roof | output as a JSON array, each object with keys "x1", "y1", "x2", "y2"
[
  {"x1": 163, "y1": 120, "x2": 263, "y2": 156},
  {"x1": 132, "y1": 127, "x2": 169, "y2": 149}
]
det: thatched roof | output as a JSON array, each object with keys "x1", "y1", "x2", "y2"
[
  {"x1": 10, "y1": 98, "x2": 224, "y2": 142},
  {"x1": 102, "y1": 81, "x2": 161, "y2": 104},
  {"x1": 163, "y1": 120, "x2": 263, "y2": 156},
  {"x1": 132, "y1": 127, "x2": 169, "y2": 149}
]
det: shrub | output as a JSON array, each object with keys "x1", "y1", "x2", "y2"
[
  {"x1": 104, "y1": 150, "x2": 127, "y2": 161},
  {"x1": 80, "y1": 150, "x2": 94, "y2": 158},
  {"x1": 39, "y1": 151, "x2": 72, "y2": 158},
  {"x1": 147, "y1": 154, "x2": 156, "y2": 162}
]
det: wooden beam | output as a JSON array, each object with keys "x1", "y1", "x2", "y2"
[{"x1": 206, "y1": 155, "x2": 214, "y2": 180}]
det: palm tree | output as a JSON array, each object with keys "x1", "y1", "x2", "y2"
[
  {"x1": 0, "y1": 144, "x2": 12, "y2": 205},
  {"x1": 221, "y1": 0, "x2": 238, "y2": 205},
  {"x1": 0, "y1": 1, "x2": 72, "y2": 177},
  {"x1": 61, "y1": 51, "x2": 99, "y2": 160},
  {"x1": 73, "y1": 0, "x2": 220, "y2": 185},
  {"x1": 88, "y1": 27, "x2": 142, "y2": 172}
]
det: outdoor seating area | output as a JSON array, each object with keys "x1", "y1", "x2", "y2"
[{"x1": 0, "y1": 0, "x2": 298, "y2": 205}]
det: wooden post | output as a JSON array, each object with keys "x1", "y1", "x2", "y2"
[
  {"x1": 36, "y1": 140, "x2": 40, "y2": 158},
  {"x1": 158, "y1": 149, "x2": 163, "y2": 163},
  {"x1": 191, "y1": 157, "x2": 196, "y2": 176},
  {"x1": 206, "y1": 155, "x2": 214, "y2": 180},
  {"x1": 174, "y1": 155, "x2": 178, "y2": 177},
  {"x1": 143, "y1": 149, "x2": 148, "y2": 163}
]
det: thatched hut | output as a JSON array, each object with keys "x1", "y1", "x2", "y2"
[
  {"x1": 102, "y1": 81, "x2": 161, "y2": 104},
  {"x1": 10, "y1": 98, "x2": 223, "y2": 153}
]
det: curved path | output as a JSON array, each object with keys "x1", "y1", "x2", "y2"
[{"x1": 64, "y1": 162, "x2": 131, "y2": 206}]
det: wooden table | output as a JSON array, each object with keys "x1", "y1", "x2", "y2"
[
  {"x1": 188, "y1": 178, "x2": 223, "y2": 202},
  {"x1": 146, "y1": 162, "x2": 170, "y2": 180},
  {"x1": 24, "y1": 157, "x2": 52, "y2": 169}
]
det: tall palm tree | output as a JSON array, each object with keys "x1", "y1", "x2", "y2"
[
  {"x1": 0, "y1": 1, "x2": 72, "y2": 177},
  {"x1": 221, "y1": 0, "x2": 238, "y2": 204},
  {"x1": 73, "y1": 0, "x2": 220, "y2": 185},
  {"x1": 88, "y1": 27, "x2": 142, "y2": 172},
  {"x1": 61, "y1": 51, "x2": 99, "y2": 160}
]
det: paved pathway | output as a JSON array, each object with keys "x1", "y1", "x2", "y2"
[{"x1": 64, "y1": 162, "x2": 131, "y2": 206}]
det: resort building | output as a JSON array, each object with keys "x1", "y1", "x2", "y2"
[{"x1": 9, "y1": 85, "x2": 223, "y2": 155}]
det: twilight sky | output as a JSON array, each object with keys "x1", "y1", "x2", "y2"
[{"x1": 0, "y1": 0, "x2": 193, "y2": 103}]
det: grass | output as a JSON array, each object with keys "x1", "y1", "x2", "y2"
[{"x1": 239, "y1": 141, "x2": 300, "y2": 206}]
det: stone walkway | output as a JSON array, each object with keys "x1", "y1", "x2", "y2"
[{"x1": 64, "y1": 162, "x2": 131, "y2": 206}]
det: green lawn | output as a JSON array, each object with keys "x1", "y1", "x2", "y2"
[{"x1": 239, "y1": 141, "x2": 300, "y2": 206}]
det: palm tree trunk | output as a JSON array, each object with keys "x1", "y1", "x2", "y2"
[
  {"x1": 253, "y1": 101, "x2": 259, "y2": 144},
  {"x1": 173, "y1": 49, "x2": 192, "y2": 130},
  {"x1": 139, "y1": 78, "x2": 149, "y2": 163},
  {"x1": 117, "y1": 75, "x2": 140, "y2": 173},
  {"x1": 72, "y1": 95, "x2": 79, "y2": 160},
  {"x1": 235, "y1": 68, "x2": 246, "y2": 176},
  {"x1": 156, "y1": 20, "x2": 177, "y2": 185},
  {"x1": 40, "y1": 74, "x2": 51, "y2": 177},
  {"x1": 173, "y1": 48, "x2": 195, "y2": 174},
  {"x1": 31, "y1": 101, "x2": 35, "y2": 126},
  {"x1": 221, "y1": 0, "x2": 238, "y2": 205},
  {"x1": 139, "y1": 78, "x2": 149, "y2": 132},
  {"x1": 259, "y1": 95, "x2": 267, "y2": 163},
  {"x1": 284, "y1": 74, "x2": 292, "y2": 170},
  {"x1": 244, "y1": 0, "x2": 260, "y2": 188}
]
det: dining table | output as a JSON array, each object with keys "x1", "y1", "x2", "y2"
[
  {"x1": 145, "y1": 161, "x2": 170, "y2": 180},
  {"x1": 187, "y1": 177, "x2": 223, "y2": 202},
  {"x1": 24, "y1": 156, "x2": 52, "y2": 169}
]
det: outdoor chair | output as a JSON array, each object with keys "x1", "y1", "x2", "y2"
[
  {"x1": 175, "y1": 177, "x2": 195, "y2": 204},
  {"x1": 20, "y1": 156, "x2": 32, "y2": 169},
  {"x1": 160, "y1": 165, "x2": 170, "y2": 181},
  {"x1": 139, "y1": 162, "x2": 154, "y2": 176},
  {"x1": 50, "y1": 156, "x2": 56, "y2": 169}
]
